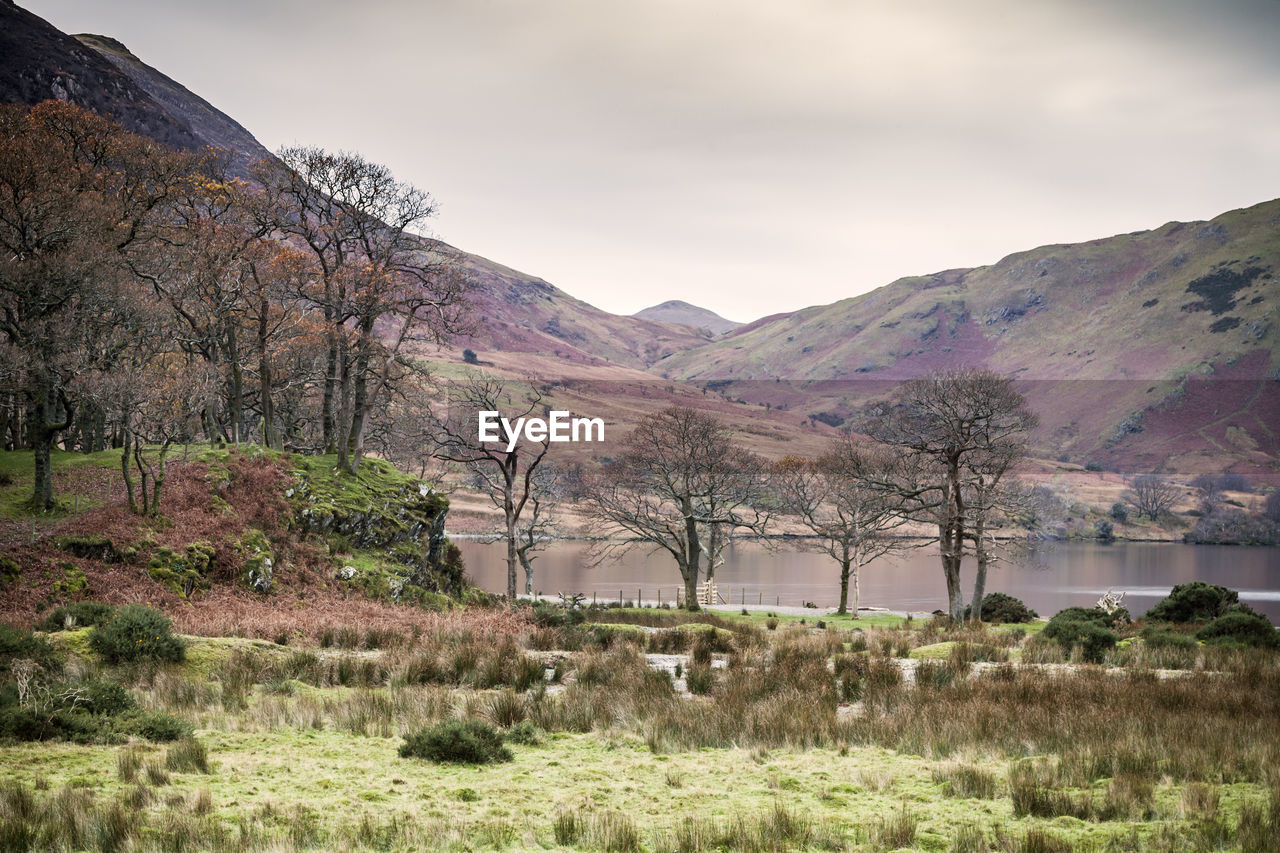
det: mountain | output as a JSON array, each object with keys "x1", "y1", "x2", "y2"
[
  {"x1": 0, "y1": 1, "x2": 709, "y2": 371},
  {"x1": 3, "y1": 0, "x2": 1276, "y2": 476},
  {"x1": 71, "y1": 33, "x2": 273, "y2": 177},
  {"x1": 634, "y1": 300, "x2": 742, "y2": 335},
  {"x1": 0, "y1": 0, "x2": 202, "y2": 153},
  {"x1": 445, "y1": 254, "x2": 712, "y2": 369},
  {"x1": 657, "y1": 201, "x2": 1280, "y2": 476}
]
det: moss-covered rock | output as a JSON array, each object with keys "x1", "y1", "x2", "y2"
[
  {"x1": 289, "y1": 455, "x2": 447, "y2": 549},
  {"x1": 234, "y1": 527, "x2": 274, "y2": 593},
  {"x1": 147, "y1": 542, "x2": 215, "y2": 597},
  {"x1": 288, "y1": 455, "x2": 462, "y2": 597},
  {"x1": 0, "y1": 555, "x2": 21, "y2": 588},
  {"x1": 54, "y1": 535, "x2": 129, "y2": 563}
]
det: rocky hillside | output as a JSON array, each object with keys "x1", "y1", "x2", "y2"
[
  {"x1": 0, "y1": 448, "x2": 472, "y2": 633},
  {"x1": 656, "y1": 200, "x2": 1280, "y2": 478},
  {"x1": 634, "y1": 300, "x2": 742, "y2": 335},
  {"x1": 0, "y1": 0, "x2": 202, "y2": 154},
  {"x1": 72, "y1": 33, "x2": 273, "y2": 177}
]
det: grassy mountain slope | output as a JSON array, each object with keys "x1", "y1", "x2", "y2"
[
  {"x1": 445, "y1": 252, "x2": 713, "y2": 369},
  {"x1": 657, "y1": 200, "x2": 1280, "y2": 477},
  {"x1": 634, "y1": 300, "x2": 742, "y2": 335}
]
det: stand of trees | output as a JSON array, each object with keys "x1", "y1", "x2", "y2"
[{"x1": 0, "y1": 101, "x2": 468, "y2": 513}]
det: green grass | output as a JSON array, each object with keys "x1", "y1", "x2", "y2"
[
  {"x1": 9, "y1": 608, "x2": 1280, "y2": 851},
  {"x1": 0, "y1": 448, "x2": 121, "y2": 519}
]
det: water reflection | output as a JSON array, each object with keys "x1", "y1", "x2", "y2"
[{"x1": 455, "y1": 539, "x2": 1280, "y2": 623}]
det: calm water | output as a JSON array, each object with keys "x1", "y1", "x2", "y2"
[{"x1": 456, "y1": 539, "x2": 1280, "y2": 623}]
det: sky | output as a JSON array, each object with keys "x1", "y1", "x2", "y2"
[{"x1": 22, "y1": 0, "x2": 1280, "y2": 323}]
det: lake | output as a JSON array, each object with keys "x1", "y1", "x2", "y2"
[{"x1": 455, "y1": 539, "x2": 1280, "y2": 623}]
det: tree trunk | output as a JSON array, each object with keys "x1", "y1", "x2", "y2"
[
  {"x1": 225, "y1": 323, "x2": 244, "y2": 444},
  {"x1": 120, "y1": 435, "x2": 138, "y2": 514},
  {"x1": 852, "y1": 561, "x2": 861, "y2": 617},
  {"x1": 682, "y1": 496, "x2": 702, "y2": 611},
  {"x1": 345, "y1": 322, "x2": 374, "y2": 473},
  {"x1": 519, "y1": 547, "x2": 534, "y2": 595},
  {"x1": 257, "y1": 294, "x2": 277, "y2": 450},
  {"x1": 322, "y1": 333, "x2": 338, "y2": 454},
  {"x1": 837, "y1": 554, "x2": 852, "y2": 615},
  {"x1": 28, "y1": 376, "x2": 70, "y2": 511},
  {"x1": 970, "y1": 521, "x2": 989, "y2": 625}
]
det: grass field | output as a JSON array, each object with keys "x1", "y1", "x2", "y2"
[{"x1": 3, "y1": 605, "x2": 1279, "y2": 852}]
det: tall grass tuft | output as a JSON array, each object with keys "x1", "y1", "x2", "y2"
[
  {"x1": 933, "y1": 764, "x2": 998, "y2": 799},
  {"x1": 164, "y1": 737, "x2": 211, "y2": 774}
]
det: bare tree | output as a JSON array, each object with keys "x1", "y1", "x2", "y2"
[
  {"x1": 1126, "y1": 474, "x2": 1181, "y2": 521},
  {"x1": 254, "y1": 147, "x2": 469, "y2": 473},
  {"x1": 771, "y1": 436, "x2": 907, "y2": 616},
  {"x1": 426, "y1": 374, "x2": 551, "y2": 601},
  {"x1": 583, "y1": 407, "x2": 769, "y2": 611},
  {"x1": 514, "y1": 463, "x2": 562, "y2": 595},
  {"x1": 858, "y1": 368, "x2": 1038, "y2": 622}
]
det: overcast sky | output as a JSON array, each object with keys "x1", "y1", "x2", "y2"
[{"x1": 23, "y1": 0, "x2": 1280, "y2": 322}]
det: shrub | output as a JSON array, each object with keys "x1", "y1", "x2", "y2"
[
  {"x1": 399, "y1": 719, "x2": 512, "y2": 764},
  {"x1": 1195, "y1": 611, "x2": 1279, "y2": 648},
  {"x1": 0, "y1": 624, "x2": 61, "y2": 674},
  {"x1": 89, "y1": 605, "x2": 185, "y2": 664},
  {"x1": 504, "y1": 720, "x2": 542, "y2": 745},
  {"x1": 462, "y1": 348, "x2": 479, "y2": 365},
  {"x1": 119, "y1": 710, "x2": 194, "y2": 742},
  {"x1": 976, "y1": 592, "x2": 1038, "y2": 624},
  {"x1": 1145, "y1": 582, "x2": 1256, "y2": 623},
  {"x1": 67, "y1": 680, "x2": 134, "y2": 716},
  {"x1": 1110, "y1": 502, "x2": 1129, "y2": 523},
  {"x1": 686, "y1": 663, "x2": 714, "y2": 695},
  {"x1": 0, "y1": 556, "x2": 18, "y2": 588},
  {"x1": 1094, "y1": 519, "x2": 1115, "y2": 541},
  {"x1": 1266, "y1": 490, "x2": 1280, "y2": 523},
  {"x1": 1184, "y1": 509, "x2": 1279, "y2": 546},
  {"x1": 1139, "y1": 625, "x2": 1198, "y2": 650},
  {"x1": 40, "y1": 601, "x2": 116, "y2": 632},
  {"x1": 1041, "y1": 608, "x2": 1119, "y2": 663}
]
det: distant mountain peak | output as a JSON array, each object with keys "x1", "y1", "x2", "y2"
[{"x1": 633, "y1": 300, "x2": 742, "y2": 335}]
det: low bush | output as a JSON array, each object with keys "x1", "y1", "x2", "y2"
[
  {"x1": 40, "y1": 601, "x2": 117, "y2": 632},
  {"x1": 686, "y1": 663, "x2": 714, "y2": 695},
  {"x1": 1145, "y1": 581, "x2": 1257, "y2": 623},
  {"x1": 1041, "y1": 608, "x2": 1119, "y2": 663},
  {"x1": 504, "y1": 720, "x2": 543, "y2": 745},
  {"x1": 1139, "y1": 625, "x2": 1198, "y2": 650},
  {"x1": 975, "y1": 592, "x2": 1038, "y2": 624},
  {"x1": 399, "y1": 719, "x2": 512, "y2": 764},
  {"x1": 0, "y1": 624, "x2": 61, "y2": 674},
  {"x1": 1195, "y1": 611, "x2": 1279, "y2": 649},
  {"x1": 89, "y1": 605, "x2": 185, "y2": 664},
  {"x1": 1184, "y1": 509, "x2": 1279, "y2": 546},
  {"x1": 67, "y1": 680, "x2": 134, "y2": 716}
]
